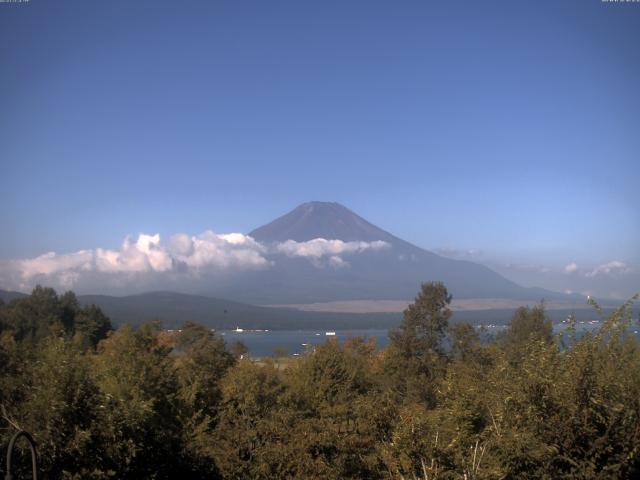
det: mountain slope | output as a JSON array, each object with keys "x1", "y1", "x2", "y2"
[
  {"x1": 2, "y1": 203, "x2": 573, "y2": 311},
  {"x1": 0, "y1": 289, "x2": 27, "y2": 303},
  {"x1": 250, "y1": 201, "x2": 405, "y2": 244},
  {"x1": 233, "y1": 201, "x2": 566, "y2": 304}
]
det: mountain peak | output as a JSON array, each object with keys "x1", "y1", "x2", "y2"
[
  {"x1": 292, "y1": 201, "x2": 352, "y2": 217},
  {"x1": 249, "y1": 202, "x2": 401, "y2": 244},
  {"x1": 299, "y1": 201, "x2": 344, "y2": 208}
]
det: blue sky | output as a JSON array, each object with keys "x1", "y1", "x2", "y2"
[{"x1": 1, "y1": 0, "x2": 639, "y2": 297}]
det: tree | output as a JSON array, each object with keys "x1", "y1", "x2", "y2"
[
  {"x1": 174, "y1": 321, "x2": 235, "y2": 472},
  {"x1": 211, "y1": 360, "x2": 294, "y2": 479},
  {"x1": 390, "y1": 282, "x2": 452, "y2": 357},
  {"x1": 59, "y1": 290, "x2": 80, "y2": 332},
  {"x1": 288, "y1": 339, "x2": 385, "y2": 478},
  {"x1": 10, "y1": 337, "x2": 105, "y2": 478},
  {"x1": 3, "y1": 286, "x2": 64, "y2": 342},
  {"x1": 91, "y1": 322, "x2": 188, "y2": 478},
  {"x1": 174, "y1": 322, "x2": 234, "y2": 405},
  {"x1": 230, "y1": 339, "x2": 249, "y2": 359},
  {"x1": 502, "y1": 303, "x2": 552, "y2": 360},
  {"x1": 0, "y1": 287, "x2": 112, "y2": 348},
  {"x1": 73, "y1": 304, "x2": 113, "y2": 348},
  {"x1": 384, "y1": 282, "x2": 452, "y2": 405},
  {"x1": 1, "y1": 284, "x2": 638, "y2": 478},
  {"x1": 449, "y1": 322, "x2": 481, "y2": 363}
]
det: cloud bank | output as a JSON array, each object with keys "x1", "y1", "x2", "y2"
[
  {"x1": 276, "y1": 239, "x2": 389, "y2": 267},
  {"x1": 0, "y1": 232, "x2": 390, "y2": 292},
  {"x1": 494, "y1": 258, "x2": 637, "y2": 300},
  {"x1": 562, "y1": 261, "x2": 631, "y2": 278},
  {"x1": 585, "y1": 260, "x2": 631, "y2": 278},
  {"x1": 564, "y1": 262, "x2": 578, "y2": 274}
]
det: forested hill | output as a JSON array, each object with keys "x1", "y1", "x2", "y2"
[
  {"x1": 1, "y1": 289, "x2": 401, "y2": 330},
  {"x1": 76, "y1": 291, "x2": 402, "y2": 330},
  {"x1": 0, "y1": 288, "x2": 613, "y2": 330},
  {"x1": 0, "y1": 289, "x2": 27, "y2": 303}
]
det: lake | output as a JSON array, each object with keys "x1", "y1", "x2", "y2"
[
  {"x1": 221, "y1": 329, "x2": 391, "y2": 357},
  {"x1": 220, "y1": 321, "x2": 640, "y2": 357}
]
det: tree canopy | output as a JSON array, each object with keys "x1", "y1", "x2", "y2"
[{"x1": 1, "y1": 285, "x2": 639, "y2": 479}]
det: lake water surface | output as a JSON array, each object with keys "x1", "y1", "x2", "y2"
[{"x1": 221, "y1": 322, "x2": 640, "y2": 357}]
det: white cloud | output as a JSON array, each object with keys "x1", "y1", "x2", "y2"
[
  {"x1": 95, "y1": 234, "x2": 173, "y2": 274},
  {"x1": 0, "y1": 233, "x2": 390, "y2": 290},
  {"x1": 275, "y1": 238, "x2": 389, "y2": 268},
  {"x1": 585, "y1": 261, "x2": 631, "y2": 278},
  {"x1": 328, "y1": 255, "x2": 349, "y2": 268},
  {"x1": 4, "y1": 231, "x2": 271, "y2": 291},
  {"x1": 276, "y1": 238, "x2": 389, "y2": 259},
  {"x1": 168, "y1": 233, "x2": 194, "y2": 257},
  {"x1": 175, "y1": 231, "x2": 269, "y2": 271},
  {"x1": 19, "y1": 250, "x2": 93, "y2": 279},
  {"x1": 564, "y1": 262, "x2": 578, "y2": 274}
]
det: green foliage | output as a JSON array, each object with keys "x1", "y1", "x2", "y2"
[
  {"x1": 390, "y1": 281, "x2": 453, "y2": 357},
  {"x1": 175, "y1": 321, "x2": 235, "y2": 412},
  {"x1": 449, "y1": 322, "x2": 481, "y2": 362},
  {"x1": 4, "y1": 286, "x2": 65, "y2": 342},
  {"x1": 0, "y1": 285, "x2": 112, "y2": 347},
  {"x1": 385, "y1": 281, "x2": 452, "y2": 406},
  {"x1": 73, "y1": 304, "x2": 113, "y2": 349},
  {"x1": 1, "y1": 286, "x2": 639, "y2": 479},
  {"x1": 503, "y1": 304, "x2": 553, "y2": 350},
  {"x1": 14, "y1": 337, "x2": 104, "y2": 478},
  {"x1": 174, "y1": 321, "x2": 235, "y2": 475},
  {"x1": 91, "y1": 322, "x2": 191, "y2": 478},
  {"x1": 211, "y1": 360, "x2": 296, "y2": 479}
]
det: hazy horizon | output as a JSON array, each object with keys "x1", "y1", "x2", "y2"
[{"x1": 0, "y1": 200, "x2": 637, "y2": 300}]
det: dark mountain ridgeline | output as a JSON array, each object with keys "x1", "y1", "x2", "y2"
[
  {"x1": 1, "y1": 289, "x2": 601, "y2": 331},
  {"x1": 80, "y1": 292, "x2": 609, "y2": 330},
  {"x1": 75, "y1": 291, "x2": 401, "y2": 330},
  {"x1": 0, "y1": 289, "x2": 27, "y2": 303}
]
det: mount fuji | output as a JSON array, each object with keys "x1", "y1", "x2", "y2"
[{"x1": 201, "y1": 201, "x2": 566, "y2": 305}]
